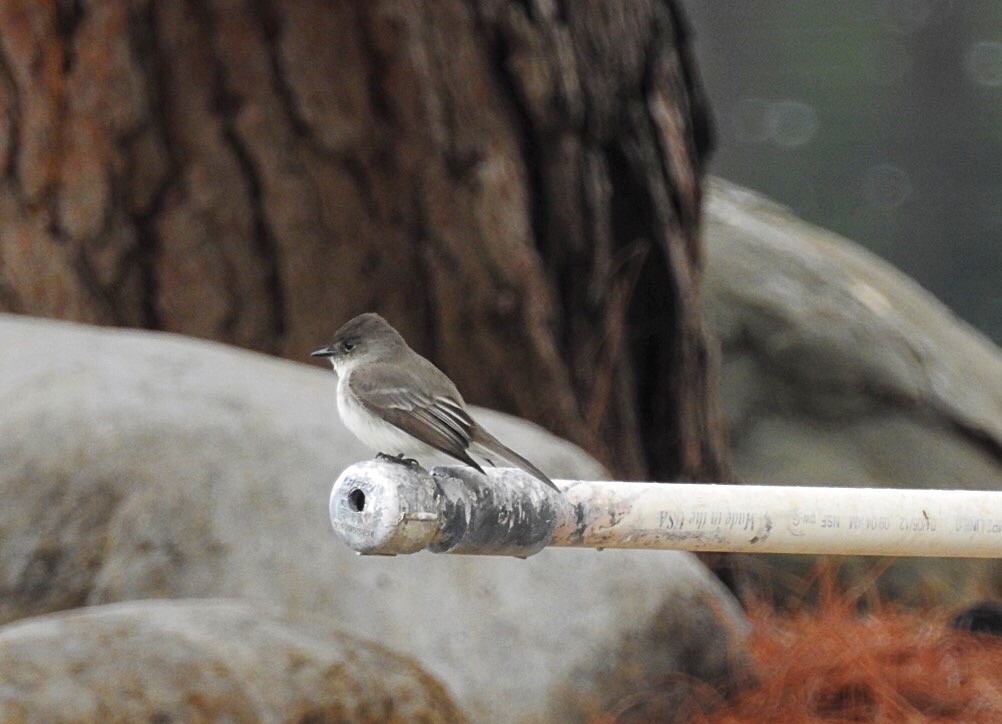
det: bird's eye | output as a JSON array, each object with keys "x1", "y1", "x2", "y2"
[{"x1": 343, "y1": 341, "x2": 356, "y2": 352}]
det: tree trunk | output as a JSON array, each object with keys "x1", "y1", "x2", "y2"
[{"x1": 0, "y1": 0, "x2": 728, "y2": 481}]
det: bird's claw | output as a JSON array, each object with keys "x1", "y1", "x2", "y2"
[{"x1": 377, "y1": 452, "x2": 419, "y2": 468}]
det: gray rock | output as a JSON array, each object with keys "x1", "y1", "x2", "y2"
[
  {"x1": 0, "y1": 599, "x2": 463, "y2": 723},
  {"x1": 703, "y1": 178, "x2": 1002, "y2": 602},
  {"x1": 0, "y1": 314, "x2": 747, "y2": 723}
]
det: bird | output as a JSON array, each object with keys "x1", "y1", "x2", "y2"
[{"x1": 311, "y1": 312, "x2": 560, "y2": 492}]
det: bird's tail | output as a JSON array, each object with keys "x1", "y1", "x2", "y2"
[{"x1": 470, "y1": 426, "x2": 560, "y2": 492}]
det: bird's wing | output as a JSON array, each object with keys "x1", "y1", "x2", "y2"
[{"x1": 348, "y1": 363, "x2": 483, "y2": 471}]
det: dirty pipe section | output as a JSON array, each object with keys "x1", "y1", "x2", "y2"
[{"x1": 328, "y1": 460, "x2": 1002, "y2": 558}]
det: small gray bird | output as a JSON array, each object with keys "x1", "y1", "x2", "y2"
[{"x1": 312, "y1": 313, "x2": 559, "y2": 491}]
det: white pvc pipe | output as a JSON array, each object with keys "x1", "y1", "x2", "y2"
[
  {"x1": 551, "y1": 481, "x2": 1002, "y2": 557},
  {"x1": 328, "y1": 461, "x2": 1002, "y2": 558}
]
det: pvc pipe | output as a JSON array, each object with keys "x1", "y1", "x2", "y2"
[{"x1": 329, "y1": 460, "x2": 1002, "y2": 558}]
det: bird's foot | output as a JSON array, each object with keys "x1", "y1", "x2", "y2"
[{"x1": 376, "y1": 451, "x2": 419, "y2": 468}]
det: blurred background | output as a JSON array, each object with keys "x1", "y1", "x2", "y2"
[
  {"x1": 684, "y1": 0, "x2": 1002, "y2": 344},
  {"x1": 2, "y1": 3, "x2": 1002, "y2": 720}
]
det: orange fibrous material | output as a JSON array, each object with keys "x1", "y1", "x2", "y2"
[{"x1": 703, "y1": 595, "x2": 1002, "y2": 722}]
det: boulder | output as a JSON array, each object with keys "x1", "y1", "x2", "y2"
[
  {"x1": 703, "y1": 178, "x2": 1002, "y2": 603},
  {"x1": 0, "y1": 599, "x2": 463, "y2": 722},
  {"x1": 0, "y1": 314, "x2": 747, "y2": 722}
]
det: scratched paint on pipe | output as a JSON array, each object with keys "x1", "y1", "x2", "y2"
[{"x1": 429, "y1": 467, "x2": 558, "y2": 556}]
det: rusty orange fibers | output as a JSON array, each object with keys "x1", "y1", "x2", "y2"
[
  {"x1": 711, "y1": 597, "x2": 1002, "y2": 722},
  {"x1": 602, "y1": 571, "x2": 1002, "y2": 723}
]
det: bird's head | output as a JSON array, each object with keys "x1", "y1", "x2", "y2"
[{"x1": 311, "y1": 312, "x2": 407, "y2": 374}]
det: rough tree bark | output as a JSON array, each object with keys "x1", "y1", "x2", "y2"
[{"x1": 0, "y1": 0, "x2": 728, "y2": 481}]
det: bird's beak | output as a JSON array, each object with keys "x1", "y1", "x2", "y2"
[{"x1": 311, "y1": 347, "x2": 335, "y2": 358}]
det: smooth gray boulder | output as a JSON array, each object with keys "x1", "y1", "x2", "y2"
[
  {"x1": 0, "y1": 599, "x2": 463, "y2": 723},
  {"x1": 703, "y1": 178, "x2": 1002, "y2": 603},
  {"x1": 0, "y1": 314, "x2": 747, "y2": 723}
]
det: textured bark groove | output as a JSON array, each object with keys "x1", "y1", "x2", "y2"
[{"x1": 0, "y1": 0, "x2": 728, "y2": 480}]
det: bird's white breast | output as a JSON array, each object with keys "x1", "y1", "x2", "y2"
[{"x1": 336, "y1": 372, "x2": 436, "y2": 457}]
